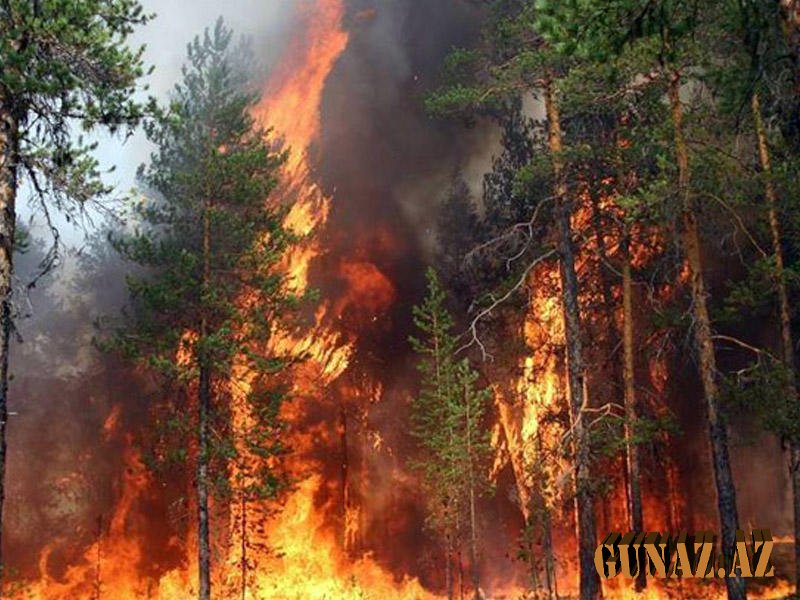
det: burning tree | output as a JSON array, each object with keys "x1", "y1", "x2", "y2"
[
  {"x1": 9, "y1": 0, "x2": 800, "y2": 598},
  {"x1": 110, "y1": 18, "x2": 302, "y2": 600},
  {"x1": 724, "y1": 1, "x2": 800, "y2": 593},
  {"x1": 532, "y1": 2, "x2": 800, "y2": 598},
  {"x1": 426, "y1": 4, "x2": 605, "y2": 597},
  {"x1": 425, "y1": 1, "x2": 800, "y2": 598},
  {"x1": 0, "y1": 0, "x2": 153, "y2": 580}
]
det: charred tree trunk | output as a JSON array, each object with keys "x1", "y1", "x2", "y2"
[
  {"x1": 543, "y1": 77, "x2": 600, "y2": 600},
  {"x1": 0, "y1": 93, "x2": 18, "y2": 586},
  {"x1": 464, "y1": 380, "x2": 480, "y2": 599},
  {"x1": 668, "y1": 72, "x2": 745, "y2": 600},
  {"x1": 197, "y1": 361, "x2": 212, "y2": 600},
  {"x1": 621, "y1": 239, "x2": 646, "y2": 592},
  {"x1": 445, "y1": 532, "x2": 454, "y2": 600},
  {"x1": 197, "y1": 199, "x2": 212, "y2": 600},
  {"x1": 752, "y1": 91, "x2": 800, "y2": 593}
]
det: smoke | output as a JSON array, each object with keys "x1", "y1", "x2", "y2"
[
  {"x1": 8, "y1": 0, "x2": 794, "y2": 595},
  {"x1": 5, "y1": 239, "x2": 135, "y2": 576},
  {"x1": 5, "y1": 0, "x2": 499, "y2": 587},
  {"x1": 4, "y1": 0, "x2": 298, "y2": 579},
  {"x1": 304, "y1": 0, "x2": 533, "y2": 588},
  {"x1": 112, "y1": 0, "x2": 295, "y2": 164}
]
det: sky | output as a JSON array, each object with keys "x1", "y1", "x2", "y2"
[{"x1": 20, "y1": 0, "x2": 294, "y2": 248}]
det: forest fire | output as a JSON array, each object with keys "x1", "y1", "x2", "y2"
[
  {"x1": 9, "y1": 1, "x2": 442, "y2": 598},
  {"x1": 3, "y1": 0, "x2": 800, "y2": 599}
]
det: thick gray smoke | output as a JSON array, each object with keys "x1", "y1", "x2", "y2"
[
  {"x1": 6, "y1": 0, "x2": 796, "y2": 592},
  {"x1": 4, "y1": 0, "x2": 499, "y2": 586},
  {"x1": 5, "y1": 0, "x2": 297, "y2": 579}
]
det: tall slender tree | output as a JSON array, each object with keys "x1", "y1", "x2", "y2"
[
  {"x1": 0, "y1": 0, "x2": 152, "y2": 577},
  {"x1": 535, "y1": 2, "x2": 750, "y2": 598},
  {"x1": 544, "y1": 76, "x2": 603, "y2": 600},
  {"x1": 715, "y1": 0, "x2": 800, "y2": 590},
  {"x1": 426, "y1": 3, "x2": 601, "y2": 596},
  {"x1": 409, "y1": 269, "x2": 493, "y2": 600},
  {"x1": 112, "y1": 19, "x2": 298, "y2": 600}
]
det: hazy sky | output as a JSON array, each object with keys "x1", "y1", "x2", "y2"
[{"x1": 21, "y1": 0, "x2": 294, "y2": 246}]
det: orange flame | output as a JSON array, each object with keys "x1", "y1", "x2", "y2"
[{"x1": 13, "y1": 4, "x2": 795, "y2": 599}]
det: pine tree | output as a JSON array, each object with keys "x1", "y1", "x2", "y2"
[
  {"x1": 111, "y1": 19, "x2": 298, "y2": 600},
  {"x1": 0, "y1": 1, "x2": 152, "y2": 575},
  {"x1": 557, "y1": 46, "x2": 670, "y2": 593},
  {"x1": 536, "y1": 2, "x2": 753, "y2": 598},
  {"x1": 736, "y1": 4, "x2": 800, "y2": 590},
  {"x1": 409, "y1": 269, "x2": 493, "y2": 600},
  {"x1": 409, "y1": 268, "x2": 459, "y2": 599},
  {"x1": 713, "y1": 0, "x2": 800, "y2": 591},
  {"x1": 426, "y1": 3, "x2": 601, "y2": 596},
  {"x1": 436, "y1": 175, "x2": 481, "y2": 303},
  {"x1": 450, "y1": 358, "x2": 493, "y2": 600}
]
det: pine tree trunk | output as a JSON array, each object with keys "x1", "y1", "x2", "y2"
[
  {"x1": 534, "y1": 430, "x2": 557, "y2": 600},
  {"x1": 792, "y1": 445, "x2": 800, "y2": 593},
  {"x1": 524, "y1": 520, "x2": 539, "y2": 593},
  {"x1": 197, "y1": 362, "x2": 211, "y2": 600},
  {"x1": 0, "y1": 96, "x2": 19, "y2": 585},
  {"x1": 751, "y1": 91, "x2": 800, "y2": 594},
  {"x1": 197, "y1": 197, "x2": 212, "y2": 600},
  {"x1": 458, "y1": 548, "x2": 465, "y2": 600},
  {"x1": 543, "y1": 76, "x2": 600, "y2": 600},
  {"x1": 240, "y1": 493, "x2": 247, "y2": 600},
  {"x1": 339, "y1": 401, "x2": 351, "y2": 552},
  {"x1": 543, "y1": 507, "x2": 556, "y2": 600},
  {"x1": 668, "y1": 72, "x2": 745, "y2": 600},
  {"x1": 622, "y1": 242, "x2": 646, "y2": 592},
  {"x1": 442, "y1": 322, "x2": 455, "y2": 600},
  {"x1": 468, "y1": 485, "x2": 479, "y2": 599},
  {"x1": 446, "y1": 533, "x2": 454, "y2": 600},
  {"x1": 588, "y1": 194, "x2": 618, "y2": 365},
  {"x1": 94, "y1": 515, "x2": 103, "y2": 600},
  {"x1": 464, "y1": 380, "x2": 480, "y2": 600}
]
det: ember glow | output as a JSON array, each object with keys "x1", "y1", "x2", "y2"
[
  {"x1": 4, "y1": 1, "x2": 797, "y2": 599},
  {"x1": 9, "y1": 2, "x2": 439, "y2": 598}
]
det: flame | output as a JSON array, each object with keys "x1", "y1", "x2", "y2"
[
  {"x1": 499, "y1": 185, "x2": 795, "y2": 598},
  {"x1": 251, "y1": 0, "x2": 348, "y2": 179},
  {"x1": 12, "y1": 2, "x2": 444, "y2": 598},
  {"x1": 20, "y1": 436, "x2": 155, "y2": 599},
  {"x1": 11, "y1": 3, "x2": 796, "y2": 599}
]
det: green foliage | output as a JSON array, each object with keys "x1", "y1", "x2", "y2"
[
  {"x1": 111, "y1": 18, "x2": 301, "y2": 502},
  {"x1": 722, "y1": 358, "x2": 800, "y2": 444},
  {"x1": 1, "y1": 0, "x2": 155, "y2": 260},
  {"x1": 435, "y1": 175, "x2": 481, "y2": 301},
  {"x1": 424, "y1": 1, "x2": 549, "y2": 119},
  {"x1": 408, "y1": 268, "x2": 494, "y2": 542},
  {"x1": 535, "y1": 0, "x2": 703, "y2": 63},
  {"x1": 425, "y1": 5, "x2": 800, "y2": 593}
]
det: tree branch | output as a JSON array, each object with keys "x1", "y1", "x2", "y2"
[{"x1": 458, "y1": 248, "x2": 557, "y2": 360}]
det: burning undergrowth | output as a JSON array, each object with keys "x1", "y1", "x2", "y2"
[{"x1": 3, "y1": 0, "x2": 797, "y2": 599}]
